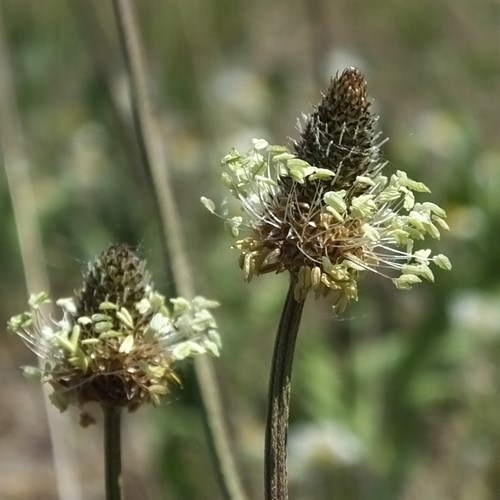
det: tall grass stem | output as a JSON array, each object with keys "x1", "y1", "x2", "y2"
[
  {"x1": 0, "y1": 7, "x2": 82, "y2": 500},
  {"x1": 110, "y1": 1, "x2": 247, "y2": 498}
]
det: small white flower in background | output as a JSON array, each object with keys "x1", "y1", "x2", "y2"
[{"x1": 289, "y1": 421, "x2": 365, "y2": 470}]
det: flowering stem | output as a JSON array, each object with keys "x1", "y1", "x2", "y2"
[
  {"x1": 111, "y1": 2, "x2": 247, "y2": 499},
  {"x1": 265, "y1": 275, "x2": 306, "y2": 500},
  {"x1": 103, "y1": 405, "x2": 123, "y2": 500}
]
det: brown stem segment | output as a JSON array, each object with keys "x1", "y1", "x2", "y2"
[
  {"x1": 103, "y1": 405, "x2": 123, "y2": 500},
  {"x1": 265, "y1": 276, "x2": 306, "y2": 500}
]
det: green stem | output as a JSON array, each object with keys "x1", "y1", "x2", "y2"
[
  {"x1": 265, "y1": 275, "x2": 306, "y2": 500},
  {"x1": 103, "y1": 405, "x2": 123, "y2": 500}
]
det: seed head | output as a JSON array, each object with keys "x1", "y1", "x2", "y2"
[
  {"x1": 8, "y1": 244, "x2": 221, "y2": 415},
  {"x1": 294, "y1": 67, "x2": 386, "y2": 190},
  {"x1": 77, "y1": 243, "x2": 150, "y2": 319},
  {"x1": 202, "y1": 68, "x2": 451, "y2": 312}
]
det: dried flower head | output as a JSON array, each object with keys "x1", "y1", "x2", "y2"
[
  {"x1": 202, "y1": 68, "x2": 451, "y2": 312},
  {"x1": 8, "y1": 244, "x2": 221, "y2": 413}
]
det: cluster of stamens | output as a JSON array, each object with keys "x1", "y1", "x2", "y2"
[
  {"x1": 8, "y1": 244, "x2": 221, "y2": 414},
  {"x1": 202, "y1": 68, "x2": 451, "y2": 311}
]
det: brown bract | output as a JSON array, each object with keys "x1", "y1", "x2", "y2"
[
  {"x1": 77, "y1": 243, "x2": 150, "y2": 324},
  {"x1": 294, "y1": 67, "x2": 381, "y2": 191},
  {"x1": 235, "y1": 181, "x2": 373, "y2": 304},
  {"x1": 55, "y1": 341, "x2": 179, "y2": 411}
]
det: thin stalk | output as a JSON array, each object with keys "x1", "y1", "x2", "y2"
[
  {"x1": 110, "y1": 1, "x2": 247, "y2": 499},
  {"x1": 103, "y1": 405, "x2": 123, "y2": 500},
  {"x1": 0, "y1": 6, "x2": 82, "y2": 500},
  {"x1": 265, "y1": 275, "x2": 306, "y2": 500}
]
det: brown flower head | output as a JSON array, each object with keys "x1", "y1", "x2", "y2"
[
  {"x1": 202, "y1": 68, "x2": 451, "y2": 311},
  {"x1": 8, "y1": 244, "x2": 221, "y2": 414},
  {"x1": 293, "y1": 67, "x2": 385, "y2": 190}
]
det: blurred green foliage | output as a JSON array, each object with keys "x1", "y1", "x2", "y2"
[{"x1": 1, "y1": 1, "x2": 499, "y2": 499}]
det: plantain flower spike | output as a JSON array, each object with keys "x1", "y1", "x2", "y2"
[
  {"x1": 8, "y1": 244, "x2": 221, "y2": 414},
  {"x1": 202, "y1": 67, "x2": 451, "y2": 312}
]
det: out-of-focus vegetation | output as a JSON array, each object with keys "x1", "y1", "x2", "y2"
[{"x1": 0, "y1": 1, "x2": 498, "y2": 499}]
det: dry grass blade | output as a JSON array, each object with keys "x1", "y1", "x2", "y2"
[{"x1": 0, "y1": 6, "x2": 82, "y2": 500}]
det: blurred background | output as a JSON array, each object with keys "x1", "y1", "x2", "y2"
[{"x1": 0, "y1": 0, "x2": 498, "y2": 499}]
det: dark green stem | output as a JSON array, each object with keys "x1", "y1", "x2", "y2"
[
  {"x1": 103, "y1": 405, "x2": 123, "y2": 500},
  {"x1": 265, "y1": 275, "x2": 306, "y2": 500}
]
